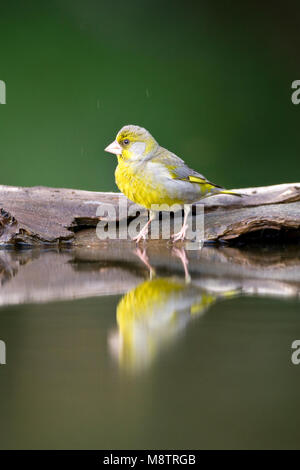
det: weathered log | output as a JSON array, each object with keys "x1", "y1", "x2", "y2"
[{"x1": 0, "y1": 183, "x2": 300, "y2": 245}]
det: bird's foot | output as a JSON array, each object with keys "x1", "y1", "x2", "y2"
[
  {"x1": 171, "y1": 223, "x2": 188, "y2": 242},
  {"x1": 133, "y1": 226, "x2": 149, "y2": 243}
]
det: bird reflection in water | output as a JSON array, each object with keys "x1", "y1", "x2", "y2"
[{"x1": 109, "y1": 247, "x2": 237, "y2": 373}]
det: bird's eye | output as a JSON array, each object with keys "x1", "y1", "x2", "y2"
[{"x1": 123, "y1": 139, "x2": 130, "y2": 145}]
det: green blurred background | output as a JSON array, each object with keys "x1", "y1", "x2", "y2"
[{"x1": 0, "y1": 0, "x2": 299, "y2": 192}]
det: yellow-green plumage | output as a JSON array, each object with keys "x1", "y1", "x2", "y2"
[
  {"x1": 105, "y1": 125, "x2": 242, "y2": 241},
  {"x1": 107, "y1": 125, "x2": 241, "y2": 210},
  {"x1": 115, "y1": 156, "x2": 188, "y2": 208}
]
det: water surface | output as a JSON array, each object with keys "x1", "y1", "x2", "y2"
[{"x1": 0, "y1": 244, "x2": 300, "y2": 449}]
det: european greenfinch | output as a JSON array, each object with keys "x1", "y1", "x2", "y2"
[{"x1": 105, "y1": 125, "x2": 241, "y2": 242}]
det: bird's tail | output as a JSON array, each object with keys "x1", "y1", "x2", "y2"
[
  {"x1": 186, "y1": 175, "x2": 245, "y2": 197},
  {"x1": 218, "y1": 189, "x2": 244, "y2": 197}
]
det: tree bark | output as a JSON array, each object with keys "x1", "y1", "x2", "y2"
[{"x1": 0, "y1": 183, "x2": 300, "y2": 245}]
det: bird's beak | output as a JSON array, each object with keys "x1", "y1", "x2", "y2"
[{"x1": 105, "y1": 140, "x2": 122, "y2": 155}]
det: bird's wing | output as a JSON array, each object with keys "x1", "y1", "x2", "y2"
[
  {"x1": 170, "y1": 163, "x2": 222, "y2": 189},
  {"x1": 151, "y1": 148, "x2": 223, "y2": 189}
]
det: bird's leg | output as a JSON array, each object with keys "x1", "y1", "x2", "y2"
[
  {"x1": 133, "y1": 211, "x2": 156, "y2": 243},
  {"x1": 172, "y1": 246, "x2": 191, "y2": 283},
  {"x1": 134, "y1": 247, "x2": 155, "y2": 279},
  {"x1": 133, "y1": 219, "x2": 151, "y2": 243},
  {"x1": 172, "y1": 205, "x2": 190, "y2": 242}
]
